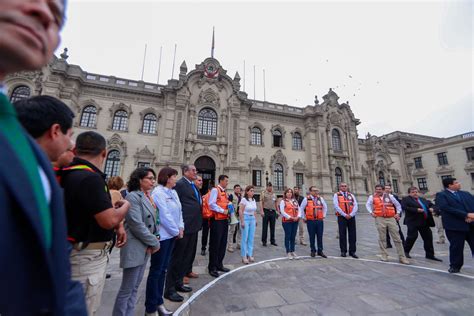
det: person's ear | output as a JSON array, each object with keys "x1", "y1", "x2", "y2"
[{"x1": 49, "y1": 123, "x2": 62, "y2": 139}]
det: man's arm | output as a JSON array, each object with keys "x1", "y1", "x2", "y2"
[
  {"x1": 365, "y1": 195, "x2": 374, "y2": 214},
  {"x1": 322, "y1": 198, "x2": 328, "y2": 217},
  {"x1": 401, "y1": 198, "x2": 421, "y2": 214},
  {"x1": 390, "y1": 195, "x2": 402, "y2": 213},
  {"x1": 350, "y1": 195, "x2": 358, "y2": 217},
  {"x1": 299, "y1": 198, "x2": 307, "y2": 219}
]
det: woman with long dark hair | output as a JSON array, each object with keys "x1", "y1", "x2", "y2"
[
  {"x1": 239, "y1": 185, "x2": 258, "y2": 264},
  {"x1": 145, "y1": 167, "x2": 183, "y2": 316},
  {"x1": 113, "y1": 167, "x2": 160, "y2": 316},
  {"x1": 279, "y1": 188, "x2": 301, "y2": 259}
]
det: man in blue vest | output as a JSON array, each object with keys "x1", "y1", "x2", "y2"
[
  {"x1": 0, "y1": 0, "x2": 86, "y2": 314},
  {"x1": 435, "y1": 178, "x2": 474, "y2": 273}
]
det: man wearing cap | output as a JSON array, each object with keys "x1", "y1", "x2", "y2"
[
  {"x1": 261, "y1": 182, "x2": 278, "y2": 247},
  {"x1": 0, "y1": 1, "x2": 86, "y2": 315}
]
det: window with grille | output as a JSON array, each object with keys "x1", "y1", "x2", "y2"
[
  {"x1": 296, "y1": 173, "x2": 304, "y2": 188},
  {"x1": 80, "y1": 105, "x2": 97, "y2": 128},
  {"x1": 335, "y1": 167, "x2": 343, "y2": 189},
  {"x1": 466, "y1": 147, "x2": 474, "y2": 162},
  {"x1": 142, "y1": 113, "x2": 157, "y2": 134},
  {"x1": 251, "y1": 127, "x2": 262, "y2": 145},
  {"x1": 10, "y1": 85, "x2": 31, "y2": 103},
  {"x1": 252, "y1": 170, "x2": 262, "y2": 187},
  {"x1": 332, "y1": 129, "x2": 342, "y2": 151},
  {"x1": 437, "y1": 152, "x2": 448, "y2": 166},
  {"x1": 273, "y1": 129, "x2": 282, "y2": 147},
  {"x1": 392, "y1": 179, "x2": 399, "y2": 193},
  {"x1": 414, "y1": 157, "x2": 423, "y2": 169},
  {"x1": 197, "y1": 108, "x2": 217, "y2": 136},
  {"x1": 274, "y1": 164, "x2": 284, "y2": 190},
  {"x1": 112, "y1": 110, "x2": 128, "y2": 131},
  {"x1": 105, "y1": 150, "x2": 121, "y2": 177},
  {"x1": 417, "y1": 178, "x2": 428, "y2": 191},
  {"x1": 292, "y1": 132, "x2": 302, "y2": 150}
]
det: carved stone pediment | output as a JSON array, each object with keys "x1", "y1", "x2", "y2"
[
  {"x1": 270, "y1": 150, "x2": 288, "y2": 170},
  {"x1": 249, "y1": 156, "x2": 265, "y2": 169},
  {"x1": 293, "y1": 159, "x2": 306, "y2": 172},
  {"x1": 134, "y1": 145, "x2": 156, "y2": 166},
  {"x1": 198, "y1": 88, "x2": 220, "y2": 107}
]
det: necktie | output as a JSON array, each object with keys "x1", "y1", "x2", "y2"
[
  {"x1": 191, "y1": 182, "x2": 200, "y2": 204},
  {"x1": 452, "y1": 191, "x2": 461, "y2": 201},
  {"x1": 0, "y1": 94, "x2": 51, "y2": 248},
  {"x1": 417, "y1": 198, "x2": 428, "y2": 219}
]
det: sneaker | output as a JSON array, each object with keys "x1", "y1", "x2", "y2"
[
  {"x1": 380, "y1": 255, "x2": 389, "y2": 262},
  {"x1": 287, "y1": 253, "x2": 293, "y2": 260},
  {"x1": 227, "y1": 247, "x2": 234, "y2": 253},
  {"x1": 399, "y1": 257, "x2": 410, "y2": 265},
  {"x1": 300, "y1": 241, "x2": 308, "y2": 246},
  {"x1": 242, "y1": 257, "x2": 249, "y2": 264},
  {"x1": 248, "y1": 256, "x2": 255, "y2": 263},
  {"x1": 291, "y1": 252, "x2": 297, "y2": 258}
]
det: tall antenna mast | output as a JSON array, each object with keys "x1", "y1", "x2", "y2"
[
  {"x1": 141, "y1": 44, "x2": 147, "y2": 81},
  {"x1": 156, "y1": 46, "x2": 162, "y2": 84},
  {"x1": 211, "y1": 26, "x2": 215, "y2": 58},
  {"x1": 171, "y1": 44, "x2": 177, "y2": 79}
]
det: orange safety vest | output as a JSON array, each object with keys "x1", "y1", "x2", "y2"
[
  {"x1": 213, "y1": 186, "x2": 229, "y2": 220},
  {"x1": 336, "y1": 191, "x2": 354, "y2": 216},
  {"x1": 282, "y1": 199, "x2": 299, "y2": 222},
  {"x1": 372, "y1": 194, "x2": 396, "y2": 217},
  {"x1": 305, "y1": 195, "x2": 324, "y2": 220},
  {"x1": 202, "y1": 191, "x2": 213, "y2": 219}
]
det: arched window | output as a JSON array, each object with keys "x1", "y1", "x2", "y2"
[
  {"x1": 273, "y1": 129, "x2": 282, "y2": 147},
  {"x1": 112, "y1": 110, "x2": 128, "y2": 131},
  {"x1": 105, "y1": 150, "x2": 121, "y2": 177},
  {"x1": 378, "y1": 171, "x2": 385, "y2": 186},
  {"x1": 292, "y1": 132, "x2": 302, "y2": 150},
  {"x1": 335, "y1": 167, "x2": 343, "y2": 189},
  {"x1": 142, "y1": 113, "x2": 157, "y2": 134},
  {"x1": 10, "y1": 85, "x2": 31, "y2": 103},
  {"x1": 274, "y1": 163, "x2": 284, "y2": 190},
  {"x1": 197, "y1": 108, "x2": 217, "y2": 136},
  {"x1": 332, "y1": 129, "x2": 342, "y2": 151},
  {"x1": 80, "y1": 105, "x2": 97, "y2": 128},
  {"x1": 251, "y1": 127, "x2": 262, "y2": 145}
]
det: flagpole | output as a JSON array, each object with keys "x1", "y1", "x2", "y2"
[
  {"x1": 263, "y1": 69, "x2": 266, "y2": 102},
  {"x1": 171, "y1": 44, "x2": 177, "y2": 79},
  {"x1": 141, "y1": 44, "x2": 147, "y2": 81},
  {"x1": 157, "y1": 46, "x2": 162, "y2": 84},
  {"x1": 243, "y1": 60, "x2": 246, "y2": 92},
  {"x1": 211, "y1": 26, "x2": 215, "y2": 58},
  {"x1": 253, "y1": 65, "x2": 256, "y2": 100}
]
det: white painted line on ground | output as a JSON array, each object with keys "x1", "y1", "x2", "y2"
[{"x1": 174, "y1": 255, "x2": 474, "y2": 315}]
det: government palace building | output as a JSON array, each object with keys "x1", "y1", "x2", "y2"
[{"x1": 5, "y1": 51, "x2": 474, "y2": 202}]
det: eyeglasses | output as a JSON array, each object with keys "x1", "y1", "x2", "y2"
[{"x1": 144, "y1": 176, "x2": 155, "y2": 181}]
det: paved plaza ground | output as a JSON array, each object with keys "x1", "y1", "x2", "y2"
[{"x1": 98, "y1": 214, "x2": 474, "y2": 315}]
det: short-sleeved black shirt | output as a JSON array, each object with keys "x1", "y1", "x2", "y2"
[{"x1": 61, "y1": 157, "x2": 114, "y2": 242}]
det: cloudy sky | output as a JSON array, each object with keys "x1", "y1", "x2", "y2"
[{"x1": 57, "y1": 0, "x2": 472, "y2": 138}]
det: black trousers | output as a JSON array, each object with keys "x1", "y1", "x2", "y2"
[
  {"x1": 186, "y1": 231, "x2": 199, "y2": 275},
  {"x1": 201, "y1": 218, "x2": 210, "y2": 251},
  {"x1": 386, "y1": 220, "x2": 406, "y2": 247},
  {"x1": 445, "y1": 226, "x2": 474, "y2": 269},
  {"x1": 261, "y1": 209, "x2": 276, "y2": 244},
  {"x1": 208, "y1": 218, "x2": 229, "y2": 271},
  {"x1": 338, "y1": 216, "x2": 357, "y2": 254},
  {"x1": 404, "y1": 224, "x2": 434, "y2": 257},
  {"x1": 164, "y1": 232, "x2": 198, "y2": 295}
]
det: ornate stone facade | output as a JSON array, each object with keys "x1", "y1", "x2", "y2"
[{"x1": 5, "y1": 54, "x2": 474, "y2": 200}]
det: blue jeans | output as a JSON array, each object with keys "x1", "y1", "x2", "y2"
[
  {"x1": 112, "y1": 262, "x2": 147, "y2": 316},
  {"x1": 306, "y1": 220, "x2": 324, "y2": 253},
  {"x1": 241, "y1": 214, "x2": 256, "y2": 257},
  {"x1": 145, "y1": 238, "x2": 175, "y2": 313},
  {"x1": 282, "y1": 221, "x2": 298, "y2": 253}
]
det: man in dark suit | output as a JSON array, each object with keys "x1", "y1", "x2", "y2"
[
  {"x1": 401, "y1": 186, "x2": 442, "y2": 262},
  {"x1": 164, "y1": 164, "x2": 202, "y2": 302},
  {"x1": 435, "y1": 177, "x2": 474, "y2": 273},
  {"x1": 0, "y1": 1, "x2": 87, "y2": 315}
]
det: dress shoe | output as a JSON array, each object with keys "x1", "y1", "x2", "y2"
[
  {"x1": 341, "y1": 252, "x2": 347, "y2": 257},
  {"x1": 318, "y1": 252, "x2": 327, "y2": 258},
  {"x1": 217, "y1": 266, "x2": 230, "y2": 273},
  {"x1": 399, "y1": 257, "x2": 410, "y2": 265},
  {"x1": 448, "y1": 267, "x2": 461, "y2": 273},
  {"x1": 175, "y1": 285, "x2": 192, "y2": 293},
  {"x1": 157, "y1": 304, "x2": 173, "y2": 316},
  {"x1": 183, "y1": 276, "x2": 189, "y2": 284},
  {"x1": 262, "y1": 242, "x2": 267, "y2": 247},
  {"x1": 271, "y1": 242, "x2": 278, "y2": 246},
  {"x1": 201, "y1": 249, "x2": 206, "y2": 256},
  {"x1": 164, "y1": 292, "x2": 184, "y2": 302},
  {"x1": 209, "y1": 270, "x2": 219, "y2": 278},
  {"x1": 426, "y1": 256, "x2": 443, "y2": 262},
  {"x1": 310, "y1": 251, "x2": 316, "y2": 257},
  {"x1": 187, "y1": 272, "x2": 199, "y2": 278},
  {"x1": 404, "y1": 252, "x2": 411, "y2": 258},
  {"x1": 350, "y1": 253, "x2": 359, "y2": 259}
]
